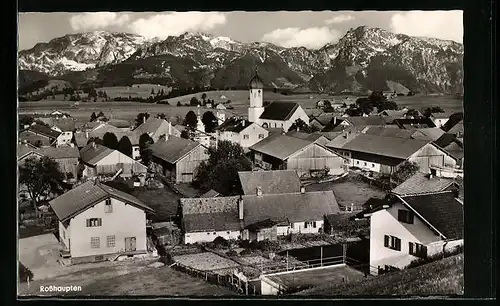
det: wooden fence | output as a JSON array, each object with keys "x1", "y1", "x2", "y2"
[{"x1": 171, "y1": 261, "x2": 258, "y2": 295}]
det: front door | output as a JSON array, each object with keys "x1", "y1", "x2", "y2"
[{"x1": 125, "y1": 237, "x2": 136, "y2": 252}]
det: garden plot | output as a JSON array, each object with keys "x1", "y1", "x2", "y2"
[
  {"x1": 239, "y1": 255, "x2": 273, "y2": 266},
  {"x1": 174, "y1": 252, "x2": 240, "y2": 272}
]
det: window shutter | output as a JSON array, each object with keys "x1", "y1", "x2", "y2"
[
  {"x1": 409, "y1": 242, "x2": 414, "y2": 255},
  {"x1": 396, "y1": 238, "x2": 401, "y2": 251},
  {"x1": 384, "y1": 235, "x2": 389, "y2": 247},
  {"x1": 397, "y1": 210, "x2": 403, "y2": 222},
  {"x1": 408, "y1": 211, "x2": 414, "y2": 224}
]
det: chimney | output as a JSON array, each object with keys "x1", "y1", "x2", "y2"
[
  {"x1": 242, "y1": 119, "x2": 245, "y2": 127},
  {"x1": 334, "y1": 117, "x2": 337, "y2": 125},
  {"x1": 256, "y1": 186, "x2": 262, "y2": 196},
  {"x1": 91, "y1": 142, "x2": 96, "y2": 149},
  {"x1": 164, "y1": 134, "x2": 169, "y2": 142},
  {"x1": 238, "y1": 196, "x2": 244, "y2": 220},
  {"x1": 85, "y1": 131, "x2": 89, "y2": 139},
  {"x1": 300, "y1": 185, "x2": 305, "y2": 194},
  {"x1": 143, "y1": 115, "x2": 146, "y2": 124}
]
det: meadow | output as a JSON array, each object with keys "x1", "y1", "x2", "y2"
[{"x1": 19, "y1": 89, "x2": 463, "y2": 128}]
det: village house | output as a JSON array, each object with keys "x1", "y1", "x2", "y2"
[
  {"x1": 322, "y1": 116, "x2": 388, "y2": 133},
  {"x1": 249, "y1": 134, "x2": 346, "y2": 178},
  {"x1": 18, "y1": 144, "x2": 80, "y2": 178},
  {"x1": 389, "y1": 118, "x2": 437, "y2": 129},
  {"x1": 49, "y1": 180, "x2": 155, "y2": 264},
  {"x1": 326, "y1": 133, "x2": 459, "y2": 174},
  {"x1": 246, "y1": 71, "x2": 309, "y2": 131},
  {"x1": 364, "y1": 191, "x2": 463, "y2": 274},
  {"x1": 19, "y1": 124, "x2": 62, "y2": 147},
  {"x1": 309, "y1": 113, "x2": 336, "y2": 131},
  {"x1": 215, "y1": 117, "x2": 269, "y2": 150},
  {"x1": 48, "y1": 118, "x2": 76, "y2": 147},
  {"x1": 134, "y1": 117, "x2": 181, "y2": 142},
  {"x1": 428, "y1": 113, "x2": 452, "y2": 128},
  {"x1": 149, "y1": 135, "x2": 209, "y2": 183},
  {"x1": 378, "y1": 109, "x2": 409, "y2": 118},
  {"x1": 179, "y1": 189, "x2": 339, "y2": 244},
  {"x1": 237, "y1": 170, "x2": 302, "y2": 195},
  {"x1": 79, "y1": 142, "x2": 147, "y2": 179},
  {"x1": 74, "y1": 124, "x2": 141, "y2": 159},
  {"x1": 446, "y1": 119, "x2": 464, "y2": 140},
  {"x1": 410, "y1": 128, "x2": 446, "y2": 141}
]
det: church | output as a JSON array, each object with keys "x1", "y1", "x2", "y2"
[{"x1": 247, "y1": 71, "x2": 309, "y2": 132}]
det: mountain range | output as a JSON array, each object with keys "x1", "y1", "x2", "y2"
[{"x1": 18, "y1": 26, "x2": 464, "y2": 95}]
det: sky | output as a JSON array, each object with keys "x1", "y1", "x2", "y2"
[{"x1": 18, "y1": 11, "x2": 463, "y2": 51}]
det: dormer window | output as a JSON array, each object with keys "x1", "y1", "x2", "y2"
[
  {"x1": 105, "y1": 199, "x2": 113, "y2": 213},
  {"x1": 398, "y1": 209, "x2": 414, "y2": 224}
]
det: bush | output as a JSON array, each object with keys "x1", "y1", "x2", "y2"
[
  {"x1": 177, "y1": 101, "x2": 182, "y2": 107},
  {"x1": 19, "y1": 262, "x2": 34, "y2": 282},
  {"x1": 226, "y1": 249, "x2": 238, "y2": 257},
  {"x1": 406, "y1": 244, "x2": 463, "y2": 269},
  {"x1": 213, "y1": 236, "x2": 230, "y2": 248},
  {"x1": 159, "y1": 253, "x2": 173, "y2": 265}
]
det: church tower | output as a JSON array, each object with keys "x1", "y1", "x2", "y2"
[
  {"x1": 248, "y1": 69, "x2": 265, "y2": 124},
  {"x1": 196, "y1": 106, "x2": 205, "y2": 133}
]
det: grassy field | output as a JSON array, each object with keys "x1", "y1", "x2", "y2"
[
  {"x1": 270, "y1": 264, "x2": 366, "y2": 292},
  {"x1": 97, "y1": 84, "x2": 171, "y2": 99},
  {"x1": 18, "y1": 263, "x2": 235, "y2": 296},
  {"x1": 296, "y1": 253, "x2": 464, "y2": 296},
  {"x1": 18, "y1": 90, "x2": 463, "y2": 128},
  {"x1": 306, "y1": 179, "x2": 386, "y2": 209}
]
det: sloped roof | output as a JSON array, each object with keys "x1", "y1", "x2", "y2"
[
  {"x1": 447, "y1": 120, "x2": 464, "y2": 135},
  {"x1": 37, "y1": 146, "x2": 80, "y2": 159},
  {"x1": 393, "y1": 118, "x2": 437, "y2": 129},
  {"x1": 180, "y1": 191, "x2": 340, "y2": 230},
  {"x1": 200, "y1": 189, "x2": 221, "y2": 198},
  {"x1": 242, "y1": 191, "x2": 340, "y2": 225},
  {"x1": 400, "y1": 191, "x2": 463, "y2": 240},
  {"x1": 442, "y1": 141, "x2": 464, "y2": 160},
  {"x1": 259, "y1": 102, "x2": 300, "y2": 121},
  {"x1": 149, "y1": 135, "x2": 202, "y2": 164},
  {"x1": 286, "y1": 131, "x2": 327, "y2": 143},
  {"x1": 49, "y1": 118, "x2": 76, "y2": 132},
  {"x1": 310, "y1": 113, "x2": 336, "y2": 126},
  {"x1": 317, "y1": 131, "x2": 342, "y2": 141},
  {"x1": 413, "y1": 128, "x2": 446, "y2": 141},
  {"x1": 325, "y1": 132, "x2": 360, "y2": 149},
  {"x1": 106, "y1": 119, "x2": 131, "y2": 128},
  {"x1": 238, "y1": 170, "x2": 301, "y2": 195},
  {"x1": 49, "y1": 180, "x2": 153, "y2": 222},
  {"x1": 434, "y1": 133, "x2": 458, "y2": 148},
  {"x1": 343, "y1": 116, "x2": 387, "y2": 126},
  {"x1": 363, "y1": 126, "x2": 416, "y2": 139},
  {"x1": 134, "y1": 118, "x2": 179, "y2": 136},
  {"x1": 339, "y1": 134, "x2": 431, "y2": 160},
  {"x1": 79, "y1": 143, "x2": 114, "y2": 165},
  {"x1": 17, "y1": 143, "x2": 39, "y2": 159},
  {"x1": 378, "y1": 109, "x2": 408, "y2": 117},
  {"x1": 249, "y1": 135, "x2": 311, "y2": 160},
  {"x1": 26, "y1": 124, "x2": 61, "y2": 139},
  {"x1": 215, "y1": 117, "x2": 253, "y2": 133},
  {"x1": 392, "y1": 172, "x2": 458, "y2": 196},
  {"x1": 183, "y1": 212, "x2": 241, "y2": 232}
]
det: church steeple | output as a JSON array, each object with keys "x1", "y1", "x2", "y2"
[{"x1": 249, "y1": 66, "x2": 264, "y2": 89}]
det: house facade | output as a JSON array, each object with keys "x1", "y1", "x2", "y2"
[
  {"x1": 50, "y1": 181, "x2": 154, "y2": 264},
  {"x1": 216, "y1": 118, "x2": 269, "y2": 149},
  {"x1": 366, "y1": 192, "x2": 463, "y2": 274},
  {"x1": 149, "y1": 135, "x2": 209, "y2": 183}
]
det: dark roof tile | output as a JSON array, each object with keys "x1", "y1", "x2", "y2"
[{"x1": 259, "y1": 102, "x2": 299, "y2": 121}]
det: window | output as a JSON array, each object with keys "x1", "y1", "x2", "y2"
[
  {"x1": 207, "y1": 233, "x2": 210, "y2": 235},
  {"x1": 243, "y1": 134, "x2": 249, "y2": 140},
  {"x1": 63, "y1": 230, "x2": 65, "y2": 239},
  {"x1": 91, "y1": 237, "x2": 100, "y2": 248},
  {"x1": 107, "y1": 235, "x2": 116, "y2": 247},
  {"x1": 356, "y1": 161, "x2": 359, "y2": 165},
  {"x1": 227, "y1": 231, "x2": 230, "y2": 234},
  {"x1": 364, "y1": 162, "x2": 367, "y2": 166},
  {"x1": 86, "y1": 218, "x2": 102, "y2": 227},
  {"x1": 258, "y1": 134, "x2": 265, "y2": 139},
  {"x1": 398, "y1": 210, "x2": 414, "y2": 224},
  {"x1": 281, "y1": 123, "x2": 283, "y2": 127},
  {"x1": 409, "y1": 242, "x2": 427, "y2": 258},
  {"x1": 213, "y1": 232, "x2": 217, "y2": 235},
  {"x1": 305, "y1": 221, "x2": 317, "y2": 228},
  {"x1": 372, "y1": 164, "x2": 375, "y2": 167},
  {"x1": 384, "y1": 235, "x2": 401, "y2": 251},
  {"x1": 105, "y1": 199, "x2": 113, "y2": 213}
]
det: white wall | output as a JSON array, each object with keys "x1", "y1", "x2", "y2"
[
  {"x1": 184, "y1": 230, "x2": 241, "y2": 244},
  {"x1": 240, "y1": 124, "x2": 269, "y2": 148},
  {"x1": 59, "y1": 221, "x2": 70, "y2": 249},
  {"x1": 350, "y1": 158, "x2": 382, "y2": 173},
  {"x1": 427, "y1": 239, "x2": 464, "y2": 257},
  {"x1": 289, "y1": 220, "x2": 324, "y2": 234},
  {"x1": 249, "y1": 88, "x2": 264, "y2": 123},
  {"x1": 260, "y1": 276, "x2": 281, "y2": 295},
  {"x1": 69, "y1": 198, "x2": 148, "y2": 258},
  {"x1": 369, "y1": 202, "x2": 443, "y2": 272},
  {"x1": 56, "y1": 132, "x2": 73, "y2": 147}
]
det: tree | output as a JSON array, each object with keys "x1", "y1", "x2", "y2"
[
  {"x1": 190, "y1": 97, "x2": 199, "y2": 106},
  {"x1": 90, "y1": 112, "x2": 97, "y2": 122},
  {"x1": 184, "y1": 111, "x2": 198, "y2": 130},
  {"x1": 160, "y1": 89, "x2": 165, "y2": 96},
  {"x1": 180, "y1": 130, "x2": 190, "y2": 139},
  {"x1": 117, "y1": 136, "x2": 133, "y2": 157},
  {"x1": 288, "y1": 118, "x2": 312, "y2": 133},
  {"x1": 103, "y1": 132, "x2": 119, "y2": 150},
  {"x1": 392, "y1": 161, "x2": 419, "y2": 185},
  {"x1": 19, "y1": 156, "x2": 65, "y2": 215},
  {"x1": 177, "y1": 101, "x2": 182, "y2": 107},
  {"x1": 135, "y1": 112, "x2": 150, "y2": 127},
  {"x1": 202, "y1": 111, "x2": 218, "y2": 133},
  {"x1": 151, "y1": 88, "x2": 155, "y2": 96},
  {"x1": 201, "y1": 93, "x2": 207, "y2": 103},
  {"x1": 87, "y1": 137, "x2": 102, "y2": 145},
  {"x1": 194, "y1": 140, "x2": 252, "y2": 195},
  {"x1": 139, "y1": 133, "x2": 154, "y2": 166},
  {"x1": 97, "y1": 111, "x2": 105, "y2": 118},
  {"x1": 406, "y1": 109, "x2": 420, "y2": 118},
  {"x1": 157, "y1": 113, "x2": 167, "y2": 119},
  {"x1": 19, "y1": 116, "x2": 34, "y2": 128},
  {"x1": 377, "y1": 100, "x2": 399, "y2": 112}
]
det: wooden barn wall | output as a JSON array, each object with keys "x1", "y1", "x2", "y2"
[
  {"x1": 55, "y1": 157, "x2": 79, "y2": 177},
  {"x1": 96, "y1": 163, "x2": 147, "y2": 176},
  {"x1": 175, "y1": 146, "x2": 209, "y2": 183},
  {"x1": 409, "y1": 144, "x2": 457, "y2": 174},
  {"x1": 287, "y1": 144, "x2": 345, "y2": 176}
]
